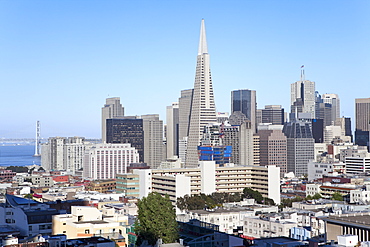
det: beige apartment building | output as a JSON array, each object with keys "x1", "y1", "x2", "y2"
[{"x1": 52, "y1": 206, "x2": 128, "y2": 245}]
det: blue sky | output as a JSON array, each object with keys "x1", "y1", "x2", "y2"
[{"x1": 0, "y1": 0, "x2": 369, "y2": 138}]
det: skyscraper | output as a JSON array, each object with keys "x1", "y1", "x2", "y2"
[
  {"x1": 186, "y1": 19, "x2": 217, "y2": 167},
  {"x1": 261, "y1": 105, "x2": 285, "y2": 125},
  {"x1": 283, "y1": 121, "x2": 315, "y2": 177},
  {"x1": 291, "y1": 69, "x2": 315, "y2": 119},
  {"x1": 231, "y1": 89, "x2": 257, "y2": 132},
  {"x1": 257, "y1": 124, "x2": 287, "y2": 175},
  {"x1": 102, "y1": 97, "x2": 125, "y2": 143},
  {"x1": 355, "y1": 98, "x2": 370, "y2": 147},
  {"x1": 106, "y1": 117, "x2": 144, "y2": 162},
  {"x1": 142, "y1": 114, "x2": 164, "y2": 169},
  {"x1": 166, "y1": 103, "x2": 179, "y2": 159},
  {"x1": 322, "y1": 93, "x2": 340, "y2": 123},
  {"x1": 178, "y1": 89, "x2": 193, "y2": 162}
]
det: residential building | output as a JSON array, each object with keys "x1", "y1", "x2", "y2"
[
  {"x1": 41, "y1": 137, "x2": 93, "y2": 174},
  {"x1": 83, "y1": 143, "x2": 139, "y2": 180},
  {"x1": 52, "y1": 206, "x2": 127, "y2": 241},
  {"x1": 350, "y1": 185, "x2": 370, "y2": 204},
  {"x1": 243, "y1": 213, "x2": 297, "y2": 239},
  {"x1": 85, "y1": 180, "x2": 116, "y2": 193},
  {"x1": 231, "y1": 89, "x2": 257, "y2": 133},
  {"x1": 178, "y1": 205, "x2": 277, "y2": 234},
  {"x1": 186, "y1": 19, "x2": 217, "y2": 167},
  {"x1": 0, "y1": 194, "x2": 60, "y2": 238},
  {"x1": 144, "y1": 162, "x2": 281, "y2": 205}
]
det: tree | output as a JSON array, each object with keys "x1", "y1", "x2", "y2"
[
  {"x1": 312, "y1": 193, "x2": 322, "y2": 200},
  {"x1": 135, "y1": 192, "x2": 178, "y2": 246},
  {"x1": 6, "y1": 166, "x2": 28, "y2": 173},
  {"x1": 243, "y1": 188, "x2": 263, "y2": 203},
  {"x1": 331, "y1": 192, "x2": 343, "y2": 201},
  {"x1": 306, "y1": 195, "x2": 313, "y2": 200}
]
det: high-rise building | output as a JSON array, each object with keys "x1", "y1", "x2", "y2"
[
  {"x1": 283, "y1": 121, "x2": 315, "y2": 177},
  {"x1": 186, "y1": 19, "x2": 217, "y2": 167},
  {"x1": 322, "y1": 93, "x2": 340, "y2": 124},
  {"x1": 291, "y1": 70, "x2": 315, "y2": 119},
  {"x1": 41, "y1": 136, "x2": 93, "y2": 174},
  {"x1": 83, "y1": 143, "x2": 139, "y2": 180},
  {"x1": 102, "y1": 97, "x2": 125, "y2": 143},
  {"x1": 142, "y1": 114, "x2": 164, "y2": 169},
  {"x1": 178, "y1": 89, "x2": 193, "y2": 162},
  {"x1": 231, "y1": 89, "x2": 257, "y2": 132},
  {"x1": 166, "y1": 103, "x2": 179, "y2": 159},
  {"x1": 106, "y1": 117, "x2": 144, "y2": 162},
  {"x1": 257, "y1": 124, "x2": 287, "y2": 175},
  {"x1": 355, "y1": 98, "x2": 370, "y2": 147},
  {"x1": 335, "y1": 117, "x2": 353, "y2": 142},
  {"x1": 261, "y1": 105, "x2": 285, "y2": 125}
]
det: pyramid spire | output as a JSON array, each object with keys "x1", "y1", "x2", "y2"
[{"x1": 198, "y1": 19, "x2": 208, "y2": 55}]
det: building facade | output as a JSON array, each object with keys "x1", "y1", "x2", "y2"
[
  {"x1": 283, "y1": 121, "x2": 315, "y2": 177},
  {"x1": 83, "y1": 143, "x2": 140, "y2": 180},
  {"x1": 261, "y1": 105, "x2": 285, "y2": 125},
  {"x1": 106, "y1": 117, "x2": 144, "y2": 162},
  {"x1": 142, "y1": 114, "x2": 164, "y2": 169},
  {"x1": 102, "y1": 97, "x2": 125, "y2": 143},
  {"x1": 355, "y1": 98, "x2": 370, "y2": 147},
  {"x1": 231, "y1": 89, "x2": 257, "y2": 133},
  {"x1": 41, "y1": 137, "x2": 92, "y2": 174}
]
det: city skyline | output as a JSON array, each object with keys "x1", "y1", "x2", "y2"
[{"x1": 1, "y1": 0, "x2": 369, "y2": 138}]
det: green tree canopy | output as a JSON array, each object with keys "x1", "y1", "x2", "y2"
[
  {"x1": 312, "y1": 193, "x2": 322, "y2": 200},
  {"x1": 331, "y1": 192, "x2": 343, "y2": 201},
  {"x1": 135, "y1": 192, "x2": 178, "y2": 246},
  {"x1": 242, "y1": 188, "x2": 263, "y2": 203},
  {"x1": 6, "y1": 166, "x2": 28, "y2": 173}
]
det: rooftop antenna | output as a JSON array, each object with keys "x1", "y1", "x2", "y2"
[
  {"x1": 300, "y1": 65, "x2": 305, "y2": 82},
  {"x1": 33, "y1": 121, "x2": 41, "y2": 157}
]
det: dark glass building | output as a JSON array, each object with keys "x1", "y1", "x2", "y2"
[
  {"x1": 106, "y1": 118, "x2": 144, "y2": 162},
  {"x1": 311, "y1": 119, "x2": 324, "y2": 143},
  {"x1": 231, "y1": 89, "x2": 256, "y2": 132}
]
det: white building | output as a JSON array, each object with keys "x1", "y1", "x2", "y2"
[
  {"x1": 83, "y1": 143, "x2": 139, "y2": 179},
  {"x1": 41, "y1": 136, "x2": 93, "y2": 174},
  {"x1": 135, "y1": 161, "x2": 281, "y2": 205},
  {"x1": 243, "y1": 213, "x2": 298, "y2": 238},
  {"x1": 291, "y1": 78, "x2": 315, "y2": 119},
  {"x1": 350, "y1": 185, "x2": 370, "y2": 204},
  {"x1": 345, "y1": 157, "x2": 370, "y2": 175},
  {"x1": 186, "y1": 20, "x2": 217, "y2": 167}
]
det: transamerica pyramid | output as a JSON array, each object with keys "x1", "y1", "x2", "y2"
[{"x1": 185, "y1": 19, "x2": 217, "y2": 167}]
